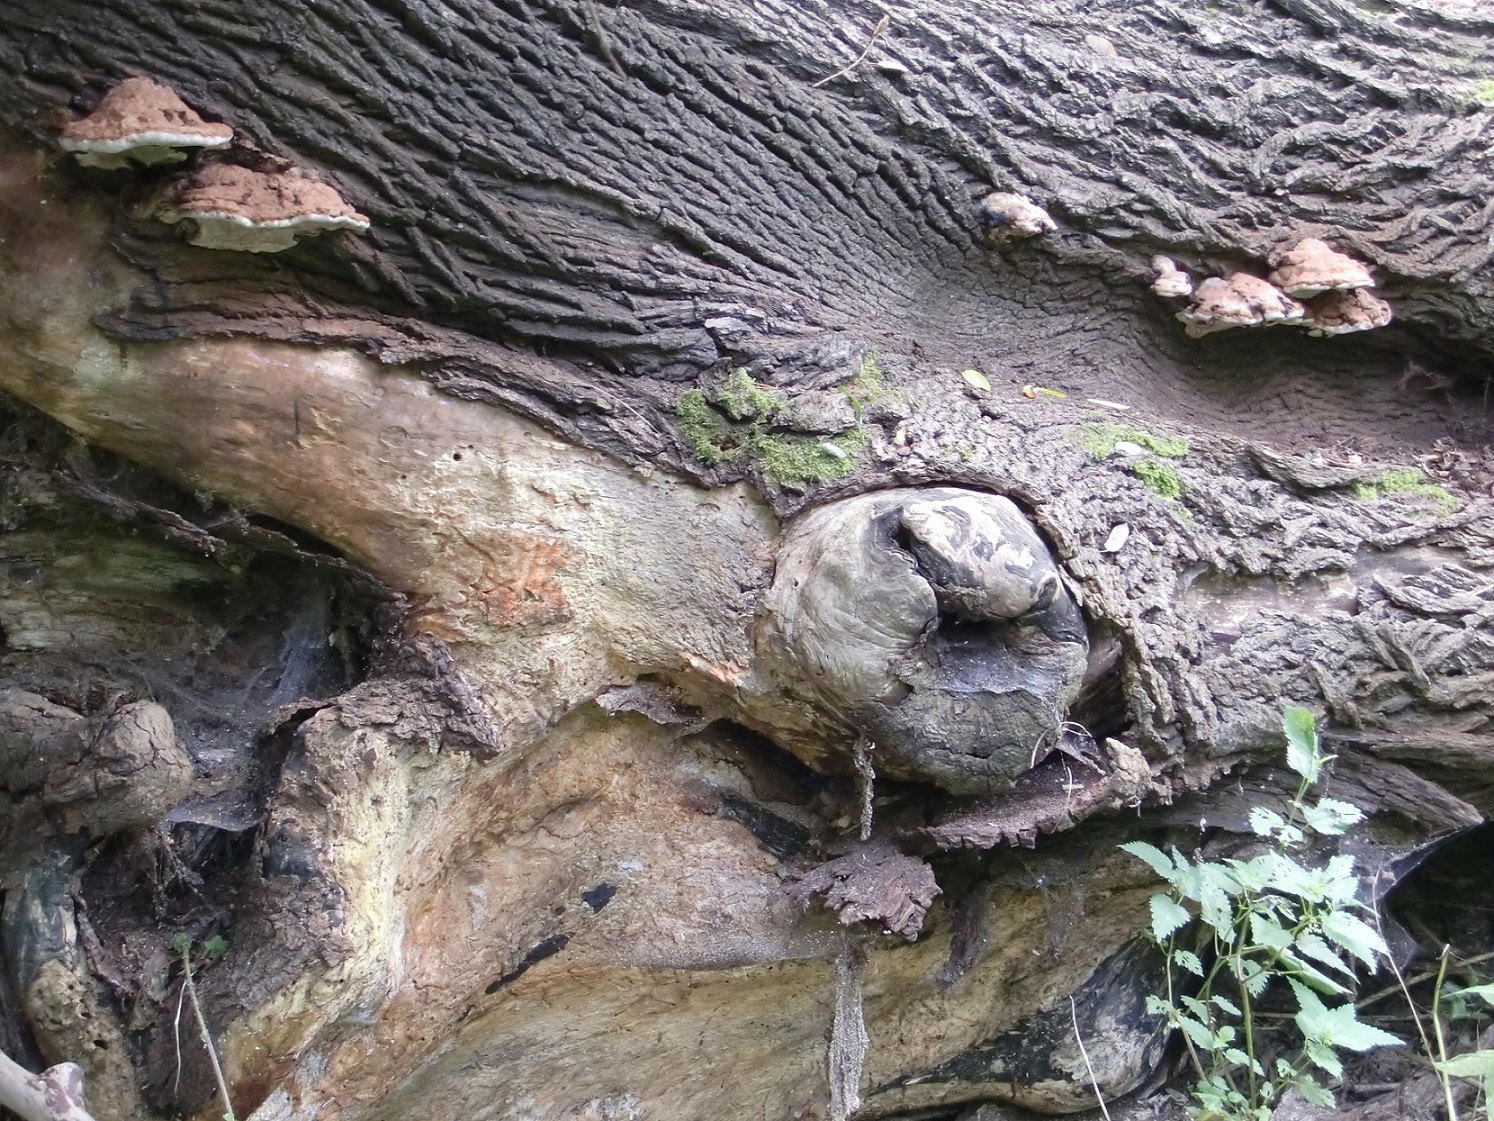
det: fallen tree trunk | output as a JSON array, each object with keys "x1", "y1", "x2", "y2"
[{"x1": 0, "y1": 1, "x2": 1492, "y2": 1118}]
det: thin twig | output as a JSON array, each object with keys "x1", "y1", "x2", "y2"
[
  {"x1": 1358, "y1": 948, "x2": 1494, "y2": 1010},
  {"x1": 812, "y1": 15, "x2": 890, "y2": 88},
  {"x1": 180, "y1": 946, "x2": 237, "y2": 1121},
  {"x1": 173, "y1": 978, "x2": 187, "y2": 1094},
  {"x1": 1070, "y1": 996, "x2": 1113, "y2": 1121}
]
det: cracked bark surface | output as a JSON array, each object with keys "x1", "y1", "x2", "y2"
[{"x1": 0, "y1": 1, "x2": 1490, "y2": 1119}]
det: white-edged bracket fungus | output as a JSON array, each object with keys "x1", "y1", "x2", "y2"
[
  {"x1": 1302, "y1": 288, "x2": 1393, "y2": 336},
  {"x1": 979, "y1": 192, "x2": 1057, "y2": 246},
  {"x1": 155, "y1": 164, "x2": 370, "y2": 253},
  {"x1": 1176, "y1": 273, "x2": 1304, "y2": 337},
  {"x1": 1267, "y1": 238, "x2": 1375, "y2": 299},
  {"x1": 1149, "y1": 255, "x2": 1193, "y2": 299},
  {"x1": 58, "y1": 77, "x2": 232, "y2": 169}
]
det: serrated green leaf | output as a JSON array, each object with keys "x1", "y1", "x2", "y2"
[
  {"x1": 1174, "y1": 949, "x2": 1204, "y2": 977},
  {"x1": 1293, "y1": 931, "x2": 1354, "y2": 977},
  {"x1": 202, "y1": 933, "x2": 229, "y2": 961},
  {"x1": 1293, "y1": 981, "x2": 1402, "y2": 1053},
  {"x1": 1240, "y1": 957, "x2": 1271, "y2": 997},
  {"x1": 1120, "y1": 841, "x2": 1174, "y2": 882},
  {"x1": 1145, "y1": 995, "x2": 1172, "y2": 1016},
  {"x1": 1177, "y1": 1014, "x2": 1219, "y2": 1052},
  {"x1": 1222, "y1": 1047, "x2": 1251, "y2": 1068},
  {"x1": 1435, "y1": 1050, "x2": 1494, "y2": 1079},
  {"x1": 1304, "y1": 1039, "x2": 1344, "y2": 1078},
  {"x1": 1303, "y1": 798, "x2": 1365, "y2": 836},
  {"x1": 171, "y1": 932, "x2": 191, "y2": 956},
  {"x1": 1283, "y1": 706, "x2": 1321, "y2": 782},
  {"x1": 1293, "y1": 1076, "x2": 1336, "y2": 1108},
  {"x1": 961, "y1": 368, "x2": 991, "y2": 392},
  {"x1": 1281, "y1": 950, "x2": 1351, "y2": 996},
  {"x1": 1249, "y1": 806, "x2": 1286, "y2": 837},
  {"x1": 1212, "y1": 994, "x2": 1242, "y2": 1017},
  {"x1": 1319, "y1": 910, "x2": 1388, "y2": 968},
  {"x1": 1328, "y1": 1015, "x2": 1403, "y2": 1052},
  {"x1": 1249, "y1": 912, "x2": 1294, "y2": 952},
  {"x1": 1197, "y1": 876, "x2": 1234, "y2": 932},
  {"x1": 1149, "y1": 894, "x2": 1192, "y2": 941},
  {"x1": 1453, "y1": 982, "x2": 1494, "y2": 1005},
  {"x1": 1181, "y1": 995, "x2": 1211, "y2": 1021}
]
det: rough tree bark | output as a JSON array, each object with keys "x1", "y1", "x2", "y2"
[{"x1": 0, "y1": 1, "x2": 1491, "y2": 1119}]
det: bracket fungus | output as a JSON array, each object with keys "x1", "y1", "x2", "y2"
[
  {"x1": 1149, "y1": 255, "x2": 1193, "y2": 299},
  {"x1": 154, "y1": 163, "x2": 370, "y2": 252},
  {"x1": 1268, "y1": 237, "x2": 1375, "y2": 299},
  {"x1": 747, "y1": 488, "x2": 1088, "y2": 796},
  {"x1": 1176, "y1": 273, "x2": 1304, "y2": 337},
  {"x1": 979, "y1": 192, "x2": 1057, "y2": 245},
  {"x1": 57, "y1": 77, "x2": 232, "y2": 169},
  {"x1": 1302, "y1": 287, "x2": 1393, "y2": 336}
]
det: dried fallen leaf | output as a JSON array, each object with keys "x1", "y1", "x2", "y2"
[
  {"x1": 1103, "y1": 523, "x2": 1130, "y2": 553},
  {"x1": 961, "y1": 368, "x2": 991, "y2": 392}
]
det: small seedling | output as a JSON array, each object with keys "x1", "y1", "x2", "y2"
[{"x1": 1121, "y1": 707, "x2": 1401, "y2": 1120}]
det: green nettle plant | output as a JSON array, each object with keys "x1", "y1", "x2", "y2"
[{"x1": 1122, "y1": 706, "x2": 1402, "y2": 1121}]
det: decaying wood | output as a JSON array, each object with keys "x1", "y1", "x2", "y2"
[{"x1": 0, "y1": 0, "x2": 1491, "y2": 1118}]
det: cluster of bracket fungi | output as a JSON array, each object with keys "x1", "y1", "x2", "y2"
[
  {"x1": 57, "y1": 76, "x2": 369, "y2": 253},
  {"x1": 1153, "y1": 239, "x2": 1392, "y2": 338}
]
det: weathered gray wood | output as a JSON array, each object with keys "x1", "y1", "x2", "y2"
[{"x1": 0, "y1": 1, "x2": 1490, "y2": 1119}]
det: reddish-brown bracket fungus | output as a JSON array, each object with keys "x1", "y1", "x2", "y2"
[
  {"x1": 1149, "y1": 255, "x2": 1193, "y2": 299},
  {"x1": 154, "y1": 163, "x2": 371, "y2": 252},
  {"x1": 979, "y1": 191, "x2": 1057, "y2": 245},
  {"x1": 1302, "y1": 287, "x2": 1393, "y2": 336},
  {"x1": 1267, "y1": 237, "x2": 1375, "y2": 298},
  {"x1": 57, "y1": 77, "x2": 232, "y2": 169},
  {"x1": 1176, "y1": 273, "x2": 1304, "y2": 337}
]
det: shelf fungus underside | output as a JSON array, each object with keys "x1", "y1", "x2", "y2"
[{"x1": 751, "y1": 488, "x2": 1088, "y2": 795}]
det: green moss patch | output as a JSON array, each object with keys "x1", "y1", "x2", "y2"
[
  {"x1": 1349, "y1": 468, "x2": 1456, "y2": 511},
  {"x1": 675, "y1": 376, "x2": 868, "y2": 486},
  {"x1": 1075, "y1": 423, "x2": 1190, "y2": 461},
  {"x1": 1473, "y1": 78, "x2": 1494, "y2": 106},
  {"x1": 1131, "y1": 459, "x2": 1184, "y2": 499},
  {"x1": 841, "y1": 352, "x2": 903, "y2": 420},
  {"x1": 715, "y1": 368, "x2": 783, "y2": 421}
]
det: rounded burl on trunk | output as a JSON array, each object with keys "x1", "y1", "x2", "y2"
[{"x1": 744, "y1": 488, "x2": 1088, "y2": 795}]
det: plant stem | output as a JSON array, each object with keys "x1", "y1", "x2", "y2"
[
  {"x1": 1236, "y1": 942, "x2": 1259, "y2": 1106},
  {"x1": 1167, "y1": 938, "x2": 1208, "y2": 1082},
  {"x1": 180, "y1": 947, "x2": 237, "y2": 1121},
  {"x1": 1430, "y1": 945, "x2": 1459, "y2": 1121}
]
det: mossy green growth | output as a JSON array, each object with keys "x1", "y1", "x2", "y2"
[
  {"x1": 841, "y1": 351, "x2": 903, "y2": 419},
  {"x1": 675, "y1": 380, "x2": 867, "y2": 486},
  {"x1": 1131, "y1": 459, "x2": 1184, "y2": 499},
  {"x1": 1472, "y1": 79, "x2": 1494, "y2": 106},
  {"x1": 676, "y1": 387, "x2": 748, "y2": 466},
  {"x1": 755, "y1": 426, "x2": 869, "y2": 486},
  {"x1": 1075, "y1": 423, "x2": 1189, "y2": 461},
  {"x1": 1349, "y1": 467, "x2": 1456, "y2": 510},
  {"x1": 715, "y1": 368, "x2": 783, "y2": 421}
]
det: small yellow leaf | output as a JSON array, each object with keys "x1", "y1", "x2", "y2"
[{"x1": 961, "y1": 368, "x2": 991, "y2": 392}]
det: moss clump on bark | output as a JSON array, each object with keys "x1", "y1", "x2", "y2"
[
  {"x1": 1349, "y1": 468, "x2": 1456, "y2": 510},
  {"x1": 1075, "y1": 423, "x2": 1190, "y2": 460},
  {"x1": 675, "y1": 377, "x2": 868, "y2": 485},
  {"x1": 1131, "y1": 459, "x2": 1184, "y2": 498},
  {"x1": 754, "y1": 427, "x2": 869, "y2": 485},
  {"x1": 716, "y1": 368, "x2": 784, "y2": 421}
]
